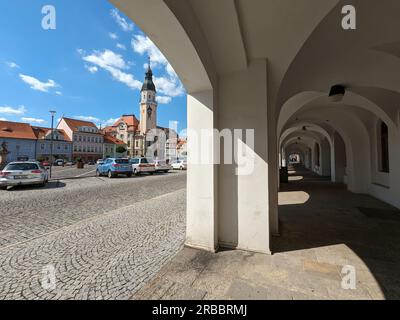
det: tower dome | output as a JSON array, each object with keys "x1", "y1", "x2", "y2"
[{"x1": 141, "y1": 57, "x2": 156, "y2": 92}]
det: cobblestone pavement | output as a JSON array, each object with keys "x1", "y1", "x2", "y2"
[
  {"x1": 133, "y1": 167, "x2": 400, "y2": 300},
  {"x1": 0, "y1": 172, "x2": 186, "y2": 300},
  {"x1": 50, "y1": 165, "x2": 97, "y2": 180}
]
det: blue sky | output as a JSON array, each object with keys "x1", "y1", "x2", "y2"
[{"x1": 0, "y1": 0, "x2": 187, "y2": 133}]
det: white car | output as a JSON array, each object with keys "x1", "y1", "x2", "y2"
[
  {"x1": 54, "y1": 159, "x2": 64, "y2": 166},
  {"x1": 130, "y1": 158, "x2": 156, "y2": 175},
  {"x1": 0, "y1": 161, "x2": 49, "y2": 190},
  {"x1": 171, "y1": 159, "x2": 187, "y2": 170},
  {"x1": 153, "y1": 160, "x2": 172, "y2": 173}
]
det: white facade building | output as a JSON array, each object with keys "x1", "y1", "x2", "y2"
[{"x1": 57, "y1": 118, "x2": 104, "y2": 162}]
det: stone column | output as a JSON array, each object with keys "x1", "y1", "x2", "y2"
[
  {"x1": 218, "y1": 59, "x2": 271, "y2": 254},
  {"x1": 185, "y1": 90, "x2": 219, "y2": 252}
]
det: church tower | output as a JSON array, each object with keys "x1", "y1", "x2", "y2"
[{"x1": 140, "y1": 58, "x2": 158, "y2": 134}]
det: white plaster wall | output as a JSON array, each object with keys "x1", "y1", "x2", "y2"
[
  {"x1": 321, "y1": 138, "x2": 331, "y2": 177},
  {"x1": 186, "y1": 90, "x2": 218, "y2": 252},
  {"x1": 333, "y1": 132, "x2": 346, "y2": 183},
  {"x1": 218, "y1": 60, "x2": 270, "y2": 254},
  {"x1": 369, "y1": 120, "x2": 400, "y2": 209}
]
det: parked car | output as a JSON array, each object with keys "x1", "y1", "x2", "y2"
[
  {"x1": 0, "y1": 161, "x2": 49, "y2": 190},
  {"x1": 87, "y1": 160, "x2": 96, "y2": 165},
  {"x1": 96, "y1": 158, "x2": 133, "y2": 178},
  {"x1": 54, "y1": 159, "x2": 64, "y2": 166},
  {"x1": 130, "y1": 158, "x2": 156, "y2": 175},
  {"x1": 171, "y1": 159, "x2": 187, "y2": 170},
  {"x1": 41, "y1": 161, "x2": 51, "y2": 169},
  {"x1": 153, "y1": 160, "x2": 172, "y2": 173},
  {"x1": 96, "y1": 159, "x2": 105, "y2": 166}
]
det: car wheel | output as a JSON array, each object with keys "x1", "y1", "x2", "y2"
[
  {"x1": 0, "y1": 186, "x2": 7, "y2": 191},
  {"x1": 108, "y1": 171, "x2": 114, "y2": 179},
  {"x1": 164, "y1": 170, "x2": 169, "y2": 174},
  {"x1": 96, "y1": 170, "x2": 101, "y2": 177},
  {"x1": 134, "y1": 169, "x2": 139, "y2": 176},
  {"x1": 127, "y1": 173, "x2": 132, "y2": 178}
]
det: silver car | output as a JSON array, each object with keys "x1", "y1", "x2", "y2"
[
  {"x1": 0, "y1": 162, "x2": 49, "y2": 190},
  {"x1": 171, "y1": 159, "x2": 188, "y2": 170},
  {"x1": 154, "y1": 160, "x2": 172, "y2": 173}
]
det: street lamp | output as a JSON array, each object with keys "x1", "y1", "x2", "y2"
[{"x1": 49, "y1": 110, "x2": 56, "y2": 178}]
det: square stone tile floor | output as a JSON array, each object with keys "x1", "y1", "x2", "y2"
[{"x1": 132, "y1": 168, "x2": 400, "y2": 300}]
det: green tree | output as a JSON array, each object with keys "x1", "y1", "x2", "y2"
[{"x1": 116, "y1": 146, "x2": 127, "y2": 154}]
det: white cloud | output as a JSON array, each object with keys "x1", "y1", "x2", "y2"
[
  {"x1": 74, "y1": 115, "x2": 100, "y2": 123},
  {"x1": 21, "y1": 117, "x2": 47, "y2": 124},
  {"x1": 0, "y1": 105, "x2": 27, "y2": 115},
  {"x1": 154, "y1": 76, "x2": 185, "y2": 98},
  {"x1": 132, "y1": 34, "x2": 185, "y2": 100},
  {"x1": 132, "y1": 35, "x2": 168, "y2": 67},
  {"x1": 85, "y1": 65, "x2": 98, "y2": 74},
  {"x1": 55, "y1": 91, "x2": 63, "y2": 96},
  {"x1": 6, "y1": 61, "x2": 20, "y2": 69},
  {"x1": 109, "y1": 32, "x2": 118, "y2": 40},
  {"x1": 102, "y1": 118, "x2": 119, "y2": 126},
  {"x1": 110, "y1": 9, "x2": 134, "y2": 32},
  {"x1": 19, "y1": 74, "x2": 58, "y2": 92},
  {"x1": 0, "y1": 118, "x2": 8, "y2": 121},
  {"x1": 83, "y1": 49, "x2": 128, "y2": 70},
  {"x1": 81, "y1": 49, "x2": 142, "y2": 90},
  {"x1": 116, "y1": 43, "x2": 126, "y2": 50},
  {"x1": 156, "y1": 96, "x2": 172, "y2": 104},
  {"x1": 74, "y1": 116, "x2": 119, "y2": 128}
]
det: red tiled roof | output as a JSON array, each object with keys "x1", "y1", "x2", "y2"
[
  {"x1": 103, "y1": 134, "x2": 126, "y2": 145},
  {"x1": 32, "y1": 126, "x2": 71, "y2": 142},
  {"x1": 102, "y1": 126, "x2": 116, "y2": 134},
  {"x1": 62, "y1": 117, "x2": 98, "y2": 132},
  {"x1": 111, "y1": 115, "x2": 140, "y2": 132},
  {"x1": 177, "y1": 139, "x2": 187, "y2": 149},
  {"x1": 0, "y1": 120, "x2": 37, "y2": 140}
]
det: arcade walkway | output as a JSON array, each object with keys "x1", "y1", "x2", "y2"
[{"x1": 133, "y1": 167, "x2": 400, "y2": 300}]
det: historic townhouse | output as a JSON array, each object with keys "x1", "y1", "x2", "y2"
[
  {"x1": 177, "y1": 139, "x2": 187, "y2": 159},
  {"x1": 103, "y1": 115, "x2": 144, "y2": 157},
  {"x1": 57, "y1": 118, "x2": 104, "y2": 162},
  {"x1": 0, "y1": 120, "x2": 37, "y2": 163},
  {"x1": 103, "y1": 134, "x2": 127, "y2": 159},
  {"x1": 32, "y1": 127, "x2": 73, "y2": 162}
]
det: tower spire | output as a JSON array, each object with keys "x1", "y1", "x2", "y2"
[{"x1": 141, "y1": 56, "x2": 156, "y2": 92}]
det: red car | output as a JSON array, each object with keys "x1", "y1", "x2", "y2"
[{"x1": 41, "y1": 161, "x2": 51, "y2": 169}]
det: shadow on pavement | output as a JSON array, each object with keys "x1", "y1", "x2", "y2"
[{"x1": 5, "y1": 181, "x2": 67, "y2": 191}]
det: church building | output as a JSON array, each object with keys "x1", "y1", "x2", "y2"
[{"x1": 103, "y1": 61, "x2": 176, "y2": 158}]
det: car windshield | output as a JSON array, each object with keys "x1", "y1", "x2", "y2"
[
  {"x1": 115, "y1": 159, "x2": 129, "y2": 164},
  {"x1": 5, "y1": 163, "x2": 39, "y2": 171},
  {"x1": 141, "y1": 158, "x2": 149, "y2": 164}
]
